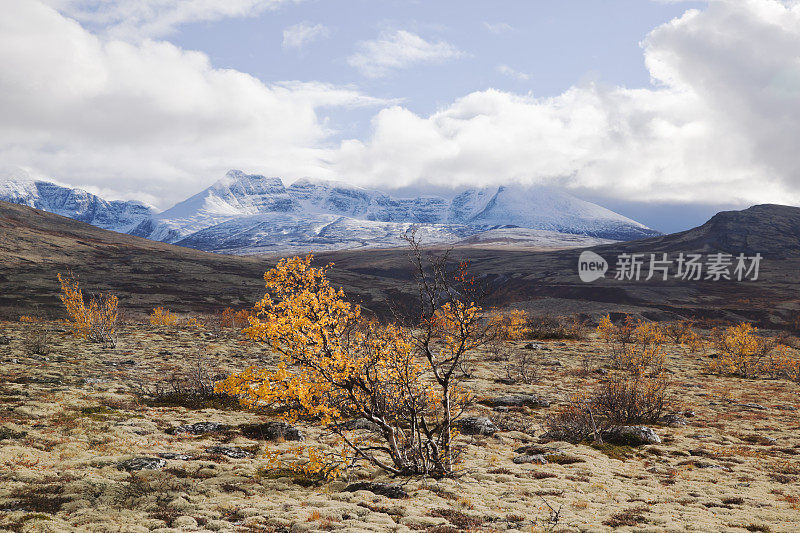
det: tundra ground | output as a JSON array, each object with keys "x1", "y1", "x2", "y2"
[{"x1": 0, "y1": 321, "x2": 798, "y2": 532}]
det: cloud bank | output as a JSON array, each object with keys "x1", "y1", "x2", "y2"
[
  {"x1": 336, "y1": 0, "x2": 800, "y2": 205},
  {"x1": 1, "y1": 0, "x2": 800, "y2": 210},
  {"x1": 0, "y1": 0, "x2": 380, "y2": 205}
]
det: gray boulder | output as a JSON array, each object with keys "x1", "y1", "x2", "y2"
[
  {"x1": 239, "y1": 421, "x2": 304, "y2": 441},
  {"x1": 343, "y1": 482, "x2": 407, "y2": 499},
  {"x1": 118, "y1": 457, "x2": 166, "y2": 471},
  {"x1": 459, "y1": 416, "x2": 498, "y2": 436},
  {"x1": 601, "y1": 426, "x2": 661, "y2": 446},
  {"x1": 481, "y1": 394, "x2": 550, "y2": 409},
  {"x1": 513, "y1": 454, "x2": 548, "y2": 464},
  {"x1": 206, "y1": 446, "x2": 253, "y2": 459},
  {"x1": 167, "y1": 422, "x2": 227, "y2": 435}
]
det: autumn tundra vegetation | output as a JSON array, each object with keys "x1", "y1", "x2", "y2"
[{"x1": 3, "y1": 241, "x2": 800, "y2": 531}]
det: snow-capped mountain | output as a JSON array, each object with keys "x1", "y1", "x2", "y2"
[
  {"x1": 0, "y1": 169, "x2": 661, "y2": 254},
  {"x1": 150, "y1": 170, "x2": 295, "y2": 240},
  {"x1": 447, "y1": 184, "x2": 655, "y2": 239},
  {"x1": 0, "y1": 169, "x2": 154, "y2": 233}
]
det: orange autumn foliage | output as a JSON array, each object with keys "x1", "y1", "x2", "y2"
[
  {"x1": 57, "y1": 273, "x2": 118, "y2": 345},
  {"x1": 216, "y1": 253, "x2": 474, "y2": 476}
]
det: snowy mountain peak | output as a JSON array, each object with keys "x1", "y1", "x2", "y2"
[
  {"x1": 0, "y1": 171, "x2": 153, "y2": 234},
  {"x1": 1, "y1": 169, "x2": 662, "y2": 253},
  {"x1": 153, "y1": 170, "x2": 294, "y2": 238},
  {"x1": 448, "y1": 184, "x2": 649, "y2": 237}
]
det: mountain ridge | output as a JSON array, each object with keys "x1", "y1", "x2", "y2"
[{"x1": 0, "y1": 169, "x2": 661, "y2": 253}]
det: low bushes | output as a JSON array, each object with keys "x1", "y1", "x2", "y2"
[
  {"x1": 525, "y1": 314, "x2": 588, "y2": 340},
  {"x1": 58, "y1": 273, "x2": 118, "y2": 346}
]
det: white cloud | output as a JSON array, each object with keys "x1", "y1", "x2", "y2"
[
  {"x1": 0, "y1": 0, "x2": 383, "y2": 208},
  {"x1": 282, "y1": 22, "x2": 330, "y2": 51},
  {"x1": 348, "y1": 30, "x2": 464, "y2": 78},
  {"x1": 483, "y1": 22, "x2": 516, "y2": 34},
  {"x1": 332, "y1": 0, "x2": 800, "y2": 206},
  {"x1": 42, "y1": 0, "x2": 299, "y2": 39},
  {"x1": 496, "y1": 64, "x2": 530, "y2": 81},
  {"x1": 5, "y1": 0, "x2": 800, "y2": 211}
]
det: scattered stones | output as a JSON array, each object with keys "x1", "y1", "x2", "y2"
[
  {"x1": 343, "y1": 482, "x2": 407, "y2": 499},
  {"x1": 157, "y1": 452, "x2": 195, "y2": 461},
  {"x1": 660, "y1": 414, "x2": 688, "y2": 427},
  {"x1": 737, "y1": 403, "x2": 768, "y2": 411},
  {"x1": 601, "y1": 426, "x2": 661, "y2": 446},
  {"x1": 514, "y1": 444, "x2": 556, "y2": 455},
  {"x1": 513, "y1": 454, "x2": 548, "y2": 464},
  {"x1": 167, "y1": 422, "x2": 227, "y2": 435},
  {"x1": 481, "y1": 394, "x2": 550, "y2": 409},
  {"x1": 102, "y1": 360, "x2": 136, "y2": 367},
  {"x1": 14, "y1": 376, "x2": 61, "y2": 385},
  {"x1": 117, "y1": 457, "x2": 166, "y2": 471},
  {"x1": 239, "y1": 421, "x2": 304, "y2": 441},
  {"x1": 689, "y1": 448, "x2": 712, "y2": 457},
  {"x1": 458, "y1": 416, "x2": 498, "y2": 436},
  {"x1": 0, "y1": 426, "x2": 27, "y2": 441},
  {"x1": 206, "y1": 446, "x2": 253, "y2": 459}
]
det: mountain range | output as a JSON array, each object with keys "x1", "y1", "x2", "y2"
[
  {"x1": 2, "y1": 198, "x2": 799, "y2": 325},
  {"x1": 0, "y1": 169, "x2": 661, "y2": 254}
]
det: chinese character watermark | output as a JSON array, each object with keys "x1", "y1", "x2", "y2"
[{"x1": 577, "y1": 251, "x2": 761, "y2": 283}]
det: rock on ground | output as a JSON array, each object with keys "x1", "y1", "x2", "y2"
[
  {"x1": 343, "y1": 482, "x2": 408, "y2": 499},
  {"x1": 117, "y1": 457, "x2": 167, "y2": 471},
  {"x1": 459, "y1": 416, "x2": 498, "y2": 436},
  {"x1": 601, "y1": 426, "x2": 661, "y2": 446}
]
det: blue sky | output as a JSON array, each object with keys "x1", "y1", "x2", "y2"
[
  {"x1": 172, "y1": 1, "x2": 702, "y2": 130},
  {"x1": 2, "y1": 0, "x2": 799, "y2": 233}
]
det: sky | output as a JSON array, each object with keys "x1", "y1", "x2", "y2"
[{"x1": 1, "y1": 0, "x2": 799, "y2": 232}]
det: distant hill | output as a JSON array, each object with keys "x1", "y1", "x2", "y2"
[
  {"x1": 0, "y1": 200, "x2": 267, "y2": 317},
  {"x1": 2, "y1": 199, "x2": 798, "y2": 327},
  {"x1": 317, "y1": 204, "x2": 800, "y2": 327},
  {"x1": 599, "y1": 204, "x2": 800, "y2": 259}
]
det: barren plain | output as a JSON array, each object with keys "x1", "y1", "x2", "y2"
[{"x1": 1, "y1": 320, "x2": 798, "y2": 532}]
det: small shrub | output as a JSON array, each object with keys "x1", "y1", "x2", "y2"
[
  {"x1": 526, "y1": 313, "x2": 587, "y2": 340},
  {"x1": 217, "y1": 245, "x2": 488, "y2": 477},
  {"x1": 766, "y1": 344, "x2": 800, "y2": 382},
  {"x1": 149, "y1": 307, "x2": 177, "y2": 326},
  {"x1": 592, "y1": 372, "x2": 668, "y2": 425},
  {"x1": 544, "y1": 394, "x2": 602, "y2": 443},
  {"x1": 708, "y1": 323, "x2": 776, "y2": 378},
  {"x1": 597, "y1": 315, "x2": 666, "y2": 374},
  {"x1": 502, "y1": 350, "x2": 539, "y2": 384},
  {"x1": 21, "y1": 318, "x2": 51, "y2": 355},
  {"x1": 545, "y1": 372, "x2": 668, "y2": 443},
  {"x1": 489, "y1": 309, "x2": 528, "y2": 340},
  {"x1": 184, "y1": 316, "x2": 204, "y2": 329},
  {"x1": 603, "y1": 507, "x2": 647, "y2": 527},
  {"x1": 58, "y1": 273, "x2": 118, "y2": 346},
  {"x1": 219, "y1": 307, "x2": 252, "y2": 329}
]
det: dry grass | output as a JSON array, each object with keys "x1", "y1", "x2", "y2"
[{"x1": 0, "y1": 320, "x2": 798, "y2": 532}]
